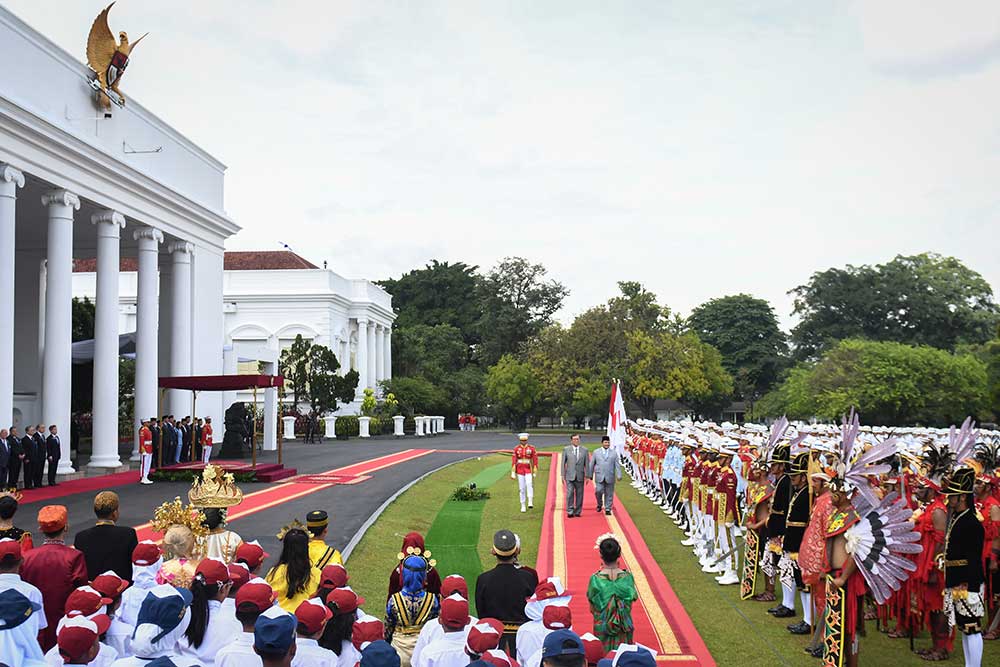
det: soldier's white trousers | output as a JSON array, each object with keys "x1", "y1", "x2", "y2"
[
  {"x1": 140, "y1": 453, "x2": 152, "y2": 480},
  {"x1": 202, "y1": 445, "x2": 212, "y2": 465},
  {"x1": 517, "y1": 473, "x2": 534, "y2": 506}
]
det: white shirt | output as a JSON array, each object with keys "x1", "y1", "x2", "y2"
[
  {"x1": 515, "y1": 620, "x2": 548, "y2": 665},
  {"x1": 178, "y1": 600, "x2": 243, "y2": 666},
  {"x1": 335, "y1": 640, "x2": 361, "y2": 667},
  {"x1": 119, "y1": 583, "x2": 156, "y2": 627},
  {"x1": 216, "y1": 631, "x2": 262, "y2": 667},
  {"x1": 105, "y1": 616, "x2": 135, "y2": 659},
  {"x1": 0, "y1": 572, "x2": 47, "y2": 631},
  {"x1": 525, "y1": 647, "x2": 544, "y2": 667},
  {"x1": 46, "y1": 642, "x2": 117, "y2": 666},
  {"x1": 412, "y1": 615, "x2": 478, "y2": 667},
  {"x1": 111, "y1": 655, "x2": 200, "y2": 667},
  {"x1": 292, "y1": 637, "x2": 337, "y2": 667},
  {"x1": 415, "y1": 631, "x2": 470, "y2": 667}
]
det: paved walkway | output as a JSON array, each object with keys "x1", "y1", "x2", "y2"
[{"x1": 536, "y1": 455, "x2": 714, "y2": 665}]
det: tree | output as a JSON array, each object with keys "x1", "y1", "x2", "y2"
[
  {"x1": 688, "y1": 294, "x2": 789, "y2": 402},
  {"x1": 789, "y1": 253, "x2": 1000, "y2": 359},
  {"x1": 378, "y1": 261, "x2": 482, "y2": 345},
  {"x1": 485, "y1": 354, "x2": 544, "y2": 429},
  {"x1": 279, "y1": 335, "x2": 312, "y2": 407},
  {"x1": 476, "y1": 257, "x2": 568, "y2": 366},
  {"x1": 72, "y1": 297, "x2": 95, "y2": 342},
  {"x1": 680, "y1": 341, "x2": 735, "y2": 419},
  {"x1": 307, "y1": 345, "x2": 359, "y2": 416},
  {"x1": 753, "y1": 339, "x2": 989, "y2": 426},
  {"x1": 391, "y1": 324, "x2": 468, "y2": 384},
  {"x1": 383, "y1": 376, "x2": 448, "y2": 416}
]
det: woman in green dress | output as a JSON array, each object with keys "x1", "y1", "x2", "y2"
[{"x1": 587, "y1": 534, "x2": 638, "y2": 651}]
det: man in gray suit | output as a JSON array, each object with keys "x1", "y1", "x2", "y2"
[
  {"x1": 589, "y1": 435, "x2": 621, "y2": 515},
  {"x1": 562, "y1": 433, "x2": 589, "y2": 518}
]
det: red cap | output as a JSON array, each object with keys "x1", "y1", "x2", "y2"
[
  {"x1": 295, "y1": 598, "x2": 333, "y2": 634},
  {"x1": 528, "y1": 577, "x2": 567, "y2": 602},
  {"x1": 482, "y1": 649, "x2": 517, "y2": 667},
  {"x1": 351, "y1": 614, "x2": 385, "y2": 650},
  {"x1": 441, "y1": 574, "x2": 468, "y2": 599},
  {"x1": 228, "y1": 562, "x2": 251, "y2": 589},
  {"x1": 579, "y1": 632, "x2": 604, "y2": 665},
  {"x1": 235, "y1": 540, "x2": 269, "y2": 570},
  {"x1": 327, "y1": 587, "x2": 365, "y2": 615},
  {"x1": 466, "y1": 619, "x2": 503, "y2": 655},
  {"x1": 65, "y1": 586, "x2": 112, "y2": 616},
  {"x1": 195, "y1": 558, "x2": 231, "y2": 586},
  {"x1": 542, "y1": 603, "x2": 572, "y2": 630},
  {"x1": 91, "y1": 571, "x2": 129, "y2": 599},
  {"x1": 320, "y1": 563, "x2": 349, "y2": 588},
  {"x1": 131, "y1": 540, "x2": 162, "y2": 566},
  {"x1": 57, "y1": 614, "x2": 110, "y2": 662},
  {"x1": 439, "y1": 593, "x2": 470, "y2": 629},
  {"x1": 236, "y1": 578, "x2": 275, "y2": 612},
  {"x1": 0, "y1": 538, "x2": 21, "y2": 563}
]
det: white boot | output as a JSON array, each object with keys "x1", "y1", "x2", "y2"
[{"x1": 716, "y1": 570, "x2": 739, "y2": 585}]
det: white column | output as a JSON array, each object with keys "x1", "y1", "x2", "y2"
[
  {"x1": 168, "y1": 242, "x2": 193, "y2": 415},
  {"x1": 414, "y1": 416, "x2": 424, "y2": 437},
  {"x1": 324, "y1": 414, "x2": 337, "y2": 439},
  {"x1": 392, "y1": 415, "x2": 404, "y2": 437},
  {"x1": 41, "y1": 189, "x2": 79, "y2": 474},
  {"x1": 133, "y1": 226, "x2": 163, "y2": 460},
  {"x1": 0, "y1": 164, "x2": 24, "y2": 428},
  {"x1": 358, "y1": 415, "x2": 371, "y2": 438},
  {"x1": 282, "y1": 415, "x2": 296, "y2": 439},
  {"x1": 375, "y1": 325, "x2": 385, "y2": 384},
  {"x1": 384, "y1": 327, "x2": 392, "y2": 381},
  {"x1": 262, "y1": 356, "x2": 278, "y2": 452},
  {"x1": 89, "y1": 210, "x2": 125, "y2": 468},
  {"x1": 366, "y1": 320, "x2": 376, "y2": 391},
  {"x1": 356, "y1": 318, "x2": 368, "y2": 392},
  {"x1": 339, "y1": 339, "x2": 349, "y2": 375}
]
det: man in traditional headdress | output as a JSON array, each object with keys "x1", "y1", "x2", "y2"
[
  {"x1": 306, "y1": 510, "x2": 343, "y2": 569},
  {"x1": 942, "y1": 467, "x2": 985, "y2": 667},
  {"x1": 512, "y1": 433, "x2": 539, "y2": 513}
]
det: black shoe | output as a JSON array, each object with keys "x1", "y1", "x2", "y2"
[
  {"x1": 805, "y1": 646, "x2": 823, "y2": 658},
  {"x1": 596, "y1": 507, "x2": 602, "y2": 512},
  {"x1": 772, "y1": 606, "x2": 796, "y2": 619},
  {"x1": 787, "y1": 621, "x2": 811, "y2": 634},
  {"x1": 767, "y1": 604, "x2": 784, "y2": 614},
  {"x1": 605, "y1": 510, "x2": 612, "y2": 515}
]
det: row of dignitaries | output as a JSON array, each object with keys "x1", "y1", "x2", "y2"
[
  {"x1": 622, "y1": 415, "x2": 998, "y2": 667},
  {"x1": 559, "y1": 434, "x2": 622, "y2": 518},
  {"x1": 0, "y1": 424, "x2": 62, "y2": 489}
]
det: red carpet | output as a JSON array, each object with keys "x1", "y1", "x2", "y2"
[
  {"x1": 537, "y1": 456, "x2": 714, "y2": 666},
  {"x1": 13, "y1": 470, "x2": 141, "y2": 505},
  {"x1": 132, "y1": 448, "x2": 434, "y2": 540}
]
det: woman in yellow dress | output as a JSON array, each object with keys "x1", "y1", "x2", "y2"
[{"x1": 266, "y1": 525, "x2": 321, "y2": 612}]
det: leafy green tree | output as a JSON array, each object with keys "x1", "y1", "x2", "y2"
[
  {"x1": 754, "y1": 339, "x2": 988, "y2": 425},
  {"x1": 378, "y1": 261, "x2": 482, "y2": 344},
  {"x1": 72, "y1": 297, "x2": 95, "y2": 342},
  {"x1": 476, "y1": 257, "x2": 568, "y2": 366},
  {"x1": 391, "y1": 324, "x2": 468, "y2": 384},
  {"x1": 279, "y1": 334, "x2": 313, "y2": 407},
  {"x1": 308, "y1": 345, "x2": 359, "y2": 416},
  {"x1": 679, "y1": 341, "x2": 735, "y2": 419},
  {"x1": 485, "y1": 354, "x2": 544, "y2": 429},
  {"x1": 688, "y1": 294, "x2": 789, "y2": 401},
  {"x1": 789, "y1": 253, "x2": 1000, "y2": 359},
  {"x1": 383, "y1": 376, "x2": 448, "y2": 416}
]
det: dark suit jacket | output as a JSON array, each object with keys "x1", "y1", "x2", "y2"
[
  {"x1": 73, "y1": 523, "x2": 139, "y2": 582},
  {"x1": 182, "y1": 424, "x2": 192, "y2": 447},
  {"x1": 45, "y1": 434, "x2": 60, "y2": 460},
  {"x1": 22, "y1": 435, "x2": 39, "y2": 462},
  {"x1": 0, "y1": 437, "x2": 9, "y2": 468},
  {"x1": 7, "y1": 435, "x2": 20, "y2": 458}
]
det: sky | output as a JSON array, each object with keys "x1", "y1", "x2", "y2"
[{"x1": 6, "y1": 1, "x2": 1000, "y2": 330}]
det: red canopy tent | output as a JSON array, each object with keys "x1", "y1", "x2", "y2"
[{"x1": 156, "y1": 374, "x2": 284, "y2": 468}]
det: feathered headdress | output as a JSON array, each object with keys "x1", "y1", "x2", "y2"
[
  {"x1": 829, "y1": 410, "x2": 897, "y2": 509},
  {"x1": 973, "y1": 438, "x2": 1000, "y2": 484},
  {"x1": 845, "y1": 491, "x2": 921, "y2": 604},
  {"x1": 919, "y1": 417, "x2": 977, "y2": 490},
  {"x1": 276, "y1": 519, "x2": 307, "y2": 541}
]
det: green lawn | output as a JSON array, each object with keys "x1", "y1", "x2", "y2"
[
  {"x1": 345, "y1": 454, "x2": 550, "y2": 614},
  {"x1": 616, "y1": 481, "x2": 971, "y2": 666}
]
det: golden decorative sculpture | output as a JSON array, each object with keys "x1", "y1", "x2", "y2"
[
  {"x1": 189, "y1": 464, "x2": 245, "y2": 508},
  {"x1": 86, "y1": 2, "x2": 147, "y2": 109}
]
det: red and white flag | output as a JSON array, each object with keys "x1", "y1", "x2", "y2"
[{"x1": 607, "y1": 380, "x2": 627, "y2": 455}]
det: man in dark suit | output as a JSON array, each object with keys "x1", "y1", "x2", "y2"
[
  {"x1": 73, "y1": 491, "x2": 138, "y2": 581},
  {"x1": 45, "y1": 424, "x2": 60, "y2": 486},
  {"x1": 21, "y1": 425, "x2": 37, "y2": 490},
  {"x1": 0, "y1": 428, "x2": 9, "y2": 486},
  {"x1": 562, "y1": 433, "x2": 590, "y2": 518},
  {"x1": 181, "y1": 416, "x2": 192, "y2": 462},
  {"x1": 475, "y1": 529, "x2": 538, "y2": 654},
  {"x1": 32, "y1": 423, "x2": 46, "y2": 488},
  {"x1": 6, "y1": 426, "x2": 22, "y2": 488},
  {"x1": 149, "y1": 417, "x2": 160, "y2": 466}
]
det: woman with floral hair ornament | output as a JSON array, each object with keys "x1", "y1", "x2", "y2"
[
  {"x1": 152, "y1": 498, "x2": 208, "y2": 589},
  {"x1": 586, "y1": 533, "x2": 637, "y2": 651},
  {"x1": 385, "y1": 548, "x2": 440, "y2": 667}
]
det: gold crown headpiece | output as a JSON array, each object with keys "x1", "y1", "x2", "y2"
[
  {"x1": 188, "y1": 464, "x2": 244, "y2": 508},
  {"x1": 276, "y1": 518, "x2": 308, "y2": 541},
  {"x1": 396, "y1": 546, "x2": 436, "y2": 568},
  {"x1": 152, "y1": 497, "x2": 209, "y2": 542},
  {"x1": 0, "y1": 488, "x2": 23, "y2": 502}
]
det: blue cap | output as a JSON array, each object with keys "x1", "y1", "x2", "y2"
[
  {"x1": 360, "y1": 639, "x2": 401, "y2": 667},
  {"x1": 613, "y1": 649, "x2": 656, "y2": 667},
  {"x1": 542, "y1": 629, "x2": 585, "y2": 658},
  {"x1": 0, "y1": 588, "x2": 41, "y2": 630},
  {"x1": 144, "y1": 659, "x2": 180, "y2": 667},
  {"x1": 597, "y1": 660, "x2": 613, "y2": 667},
  {"x1": 467, "y1": 661, "x2": 493, "y2": 667},
  {"x1": 254, "y1": 605, "x2": 297, "y2": 655},
  {"x1": 136, "y1": 585, "x2": 193, "y2": 643}
]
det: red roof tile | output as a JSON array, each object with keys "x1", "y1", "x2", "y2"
[{"x1": 73, "y1": 251, "x2": 318, "y2": 273}]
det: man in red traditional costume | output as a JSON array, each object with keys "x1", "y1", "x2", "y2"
[
  {"x1": 823, "y1": 479, "x2": 865, "y2": 667},
  {"x1": 512, "y1": 433, "x2": 539, "y2": 513},
  {"x1": 799, "y1": 467, "x2": 834, "y2": 657},
  {"x1": 713, "y1": 443, "x2": 740, "y2": 586},
  {"x1": 973, "y1": 454, "x2": 1000, "y2": 640},
  {"x1": 911, "y1": 474, "x2": 952, "y2": 660},
  {"x1": 19, "y1": 505, "x2": 88, "y2": 651},
  {"x1": 201, "y1": 417, "x2": 214, "y2": 464},
  {"x1": 138, "y1": 417, "x2": 154, "y2": 485}
]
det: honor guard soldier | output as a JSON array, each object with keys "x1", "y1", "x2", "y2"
[
  {"x1": 512, "y1": 434, "x2": 539, "y2": 513},
  {"x1": 200, "y1": 417, "x2": 214, "y2": 464},
  {"x1": 138, "y1": 418, "x2": 154, "y2": 485}
]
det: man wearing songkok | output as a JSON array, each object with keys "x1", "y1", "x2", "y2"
[
  {"x1": 306, "y1": 510, "x2": 344, "y2": 569},
  {"x1": 412, "y1": 594, "x2": 474, "y2": 667},
  {"x1": 294, "y1": 597, "x2": 337, "y2": 666},
  {"x1": 74, "y1": 491, "x2": 139, "y2": 581},
  {"x1": 21, "y1": 504, "x2": 88, "y2": 650},
  {"x1": 942, "y1": 467, "x2": 986, "y2": 667},
  {"x1": 761, "y1": 442, "x2": 791, "y2": 613},
  {"x1": 512, "y1": 433, "x2": 539, "y2": 513},
  {"x1": 216, "y1": 577, "x2": 275, "y2": 667},
  {"x1": 0, "y1": 588, "x2": 46, "y2": 666},
  {"x1": 476, "y1": 530, "x2": 538, "y2": 655},
  {"x1": 516, "y1": 577, "x2": 571, "y2": 665}
]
